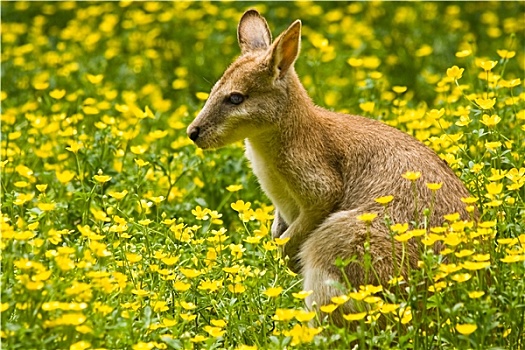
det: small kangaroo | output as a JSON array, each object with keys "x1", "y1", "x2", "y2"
[{"x1": 187, "y1": 10, "x2": 472, "y2": 321}]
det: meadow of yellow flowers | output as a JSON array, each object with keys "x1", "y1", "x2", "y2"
[{"x1": 1, "y1": 1, "x2": 524, "y2": 349}]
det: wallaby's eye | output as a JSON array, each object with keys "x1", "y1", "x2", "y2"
[{"x1": 228, "y1": 93, "x2": 245, "y2": 105}]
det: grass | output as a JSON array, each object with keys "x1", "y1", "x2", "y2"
[{"x1": 1, "y1": 1, "x2": 524, "y2": 349}]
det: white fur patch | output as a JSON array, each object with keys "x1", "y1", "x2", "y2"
[{"x1": 303, "y1": 266, "x2": 339, "y2": 310}]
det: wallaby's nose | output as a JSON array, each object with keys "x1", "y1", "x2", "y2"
[{"x1": 188, "y1": 126, "x2": 200, "y2": 142}]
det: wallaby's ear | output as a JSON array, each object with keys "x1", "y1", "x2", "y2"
[
  {"x1": 267, "y1": 20, "x2": 301, "y2": 79},
  {"x1": 238, "y1": 9, "x2": 272, "y2": 54}
]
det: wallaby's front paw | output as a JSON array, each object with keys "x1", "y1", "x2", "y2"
[{"x1": 271, "y1": 215, "x2": 288, "y2": 239}]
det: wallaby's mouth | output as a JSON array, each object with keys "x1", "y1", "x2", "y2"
[{"x1": 186, "y1": 125, "x2": 219, "y2": 150}]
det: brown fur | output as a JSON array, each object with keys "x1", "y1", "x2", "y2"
[{"x1": 187, "y1": 10, "x2": 473, "y2": 323}]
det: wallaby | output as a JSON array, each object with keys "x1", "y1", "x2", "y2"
[{"x1": 187, "y1": 10, "x2": 473, "y2": 323}]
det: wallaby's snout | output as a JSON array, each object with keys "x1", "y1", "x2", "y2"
[{"x1": 187, "y1": 125, "x2": 200, "y2": 142}]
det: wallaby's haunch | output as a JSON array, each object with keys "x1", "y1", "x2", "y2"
[{"x1": 187, "y1": 10, "x2": 473, "y2": 321}]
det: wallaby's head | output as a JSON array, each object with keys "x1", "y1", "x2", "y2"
[{"x1": 187, "y1": 10, "x2": 302, "y2": 149}]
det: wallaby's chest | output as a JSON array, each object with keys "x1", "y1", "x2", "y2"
[{"x1": 245, "y1": 140, "x2": 300, "y2": 224}]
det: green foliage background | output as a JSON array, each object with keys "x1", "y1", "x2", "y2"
[{"x1": 1, "y1": 1, "x2": 524, "y2": 349}]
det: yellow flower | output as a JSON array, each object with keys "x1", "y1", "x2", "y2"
[
  {"x1": 461, "y1": 197, "x2": 478, "y2": 204},
  {"x1": 138, "y1": 219, "x2": 152, "y2": 226},
  {"x1": 196, "y1": 92, "x2": 209, "y2": 100},
  {"x1": 443, "y1": 212, "x2": 460, "y2": 222},
  {"x1": 204, "y1": 325, "x2": 225, "y2": 338},
  {"x1": 402, "y1": 171, "x2": 421, "y2": 181},
  {"x1": 70, "y1": 341, "x2": 91, "y2": 350},
  {"x1": 50, "y1": 89, "x2": 66, "y2": 99},
  {"x1": 451, "y1": 273, "x2": 471, "y2": 283},
  {"x1": 472, "y1": 254, "x2": 490, "y2": 262},
  {"x1": 380, "y1": 303, "x2": 400, "y2": 314},
  {"x1": 226, "y1": 184, "x2": 243, "y2": 192},
  {"x1": 244, "y1": 236, "x2": 262, "y2": 244},
  {"x1": 485, "y1": 141, "x2": 502, "y2": 151},
  {"x1": 56, "y1": 170, "x2": 76, "y2": 184},
  {"x1": 108, "y1": 190, "x2": 128, "y2": 200},
  {"x1": 125, "y1": 253, "x2": 142, "y2": 263},
  {"x1": 456, "y1": 115, "x2": 472, "y2": 127},
  {"x1": 222, "y1": 266, "x2": 240, "y2": 274},
  {"x1": 228, "y1": 283, "x2": 246, "y2": 294},
  {"x1": 480, "y1": 114, "x2": 501, "y2": 127},
  {"x1": 500, "y1": 78, "x2": 521, "y2": 88},
  {"x1": 446, "y1": 65, "x2": 464, "y2": 80},
  {"x1": 173, "y1": 281, "x2": 191, "y2": 292},
  {"x1": 14, "y1": 192, "x2": 35, "y2": 206},
  {"x1": 427, "y1": 108, "x2": 445, "y2": 120},
  {"x1": 456, "y1": 323, "x2": 477, "y2": 335},
  {"x1": 172, "y1": 79, "x2": 189, "y2": 90},
  {"x1": 132, "y1": 342, "x2": 155, "y2": 350},
  {"x1": 455, "y1": 249, "x2": 473, "y2": 258},
  {"x1": 292, "y1": 290, "x2": 313, "y2": 300},
  {"x1": 86, "y1": 74, "x2": 103, "y2": 84},
  {"x1": 144, "y1": 106, "x2": 155, "y2": 119},
  {"x1": 455, "y1": 49, "x2": 472, "y2": 58},
  {"x1": 295, "y1": 310, "x2": 316, "y2": 322},
  {"x1": 319, "y1": 304, "x2": 338, "y2": 313},
  {"x1": 356, "y1": 213, "x2": 377, "y2": 223},
  {"x1": 283, "y1": 324, "x2": 322, "y2": 346},
  {"x1": 211, "y1": 319, "x2": 227, "y2": 328},
  {"x1": 485, "y1": 182, "x2": 503, "y2": 196},
  {"x1": 359, "y1": 101, "x2": 375, "y2": 113},
  {"x1": 158, "y1": 318, "x2": 177, "y2": 328},
  {"x1": 161, "y1": 256, "x2": 179, "y2": 266},
  {"x1": 134, "y1": 159, "x2": 150, "y2": 167},
  {"x1": 478, "y1": 60, "x2": 497, "y2": 71},
  {"x1": 343, "y1": 312, "x2": 367, "y2": 321},
  {"x1": 426, "y1": 182, "x2": 443, "y2": 191},
  {"x1": 375, "y1": 195, "x2": 394, "y2": 205},
  {"x1": 468, "y1": 291, "x2": 485, "y2": 299},
  {"x1": 82, "y1": 105, "x2": 99, "y2": 115},
  {"x1": 93, "y1": 175, "x2": 112, "y2": 183},
  {"x1": 180, "y1": 268, "x2": 202, "y2": 279},
  {"x1": 497, "y1": 50, "x2": 516, "y2": 59},
  {"x1": 263, "y1": 287, "x2": 283, "y2": 298},
  {"x1": 392, "y1": 86, "x2": 407, "y2": 94},
  {"x1": 152, "y1": 301, "x2": 169, "y2": 312},
  {"x1": 394, "y1": 232, "x2": 414, "y2": 242},
  {"x1": 273, "y1": 308, "x2": 297, "y2": 321},
  {"x1": 500, "y1": 255, "x2": 525, "y2": 263},
  {"x1": 65, "y1": 142, "x2": 82, "y2": 154},
  {"x1": 364, "y1": 296, "x2": 382, "y2": 304},
  {"x1": 180, "y1": 301, "x2": 196, "y2": 310},
  {"x1": 415, "y1": 45, "x2": 433, "y2": 57},
  {"x1": 191, "y1": 206, "x2": 210, "y2": 220},
  {"x1": 38, "y1": 202, "x2": 56, "y2": 211},
  {"x1": 331, "y1": 295, "x2": 349, "y2": 305},
  {"x1": 231, "y1": 200, "x2": 251, "y2": 213},
  {"x1": 148, "y1": 196, "x2": 165, "y2": 204},
  {"x1": 189, "y1": 334, "x2": 207, "y2": 342},
  {"x1": 274, "y1": 237, "x2": 290, "y2": 246},
  {"x1": 180, "y1": 313, "x2": 197, "y2": 322},
  {"x1": 391, "y1": 223, "x2": 409, "y2": 233},
  {"x1": 130, "y1": 145, "x2": 148, "y2": 155},
  {"x1": 1, "y1": 303, "x2": 9, "y2": 312},
  {"x1": 388, "y1": 276, "x2": 405, "y2": 285},
  {"x1": 461, "y1": 261, "x2": 490, "y2": 271},
  {"x1": 474, "y1": 98, "x2": 496, "y2": 110}
]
